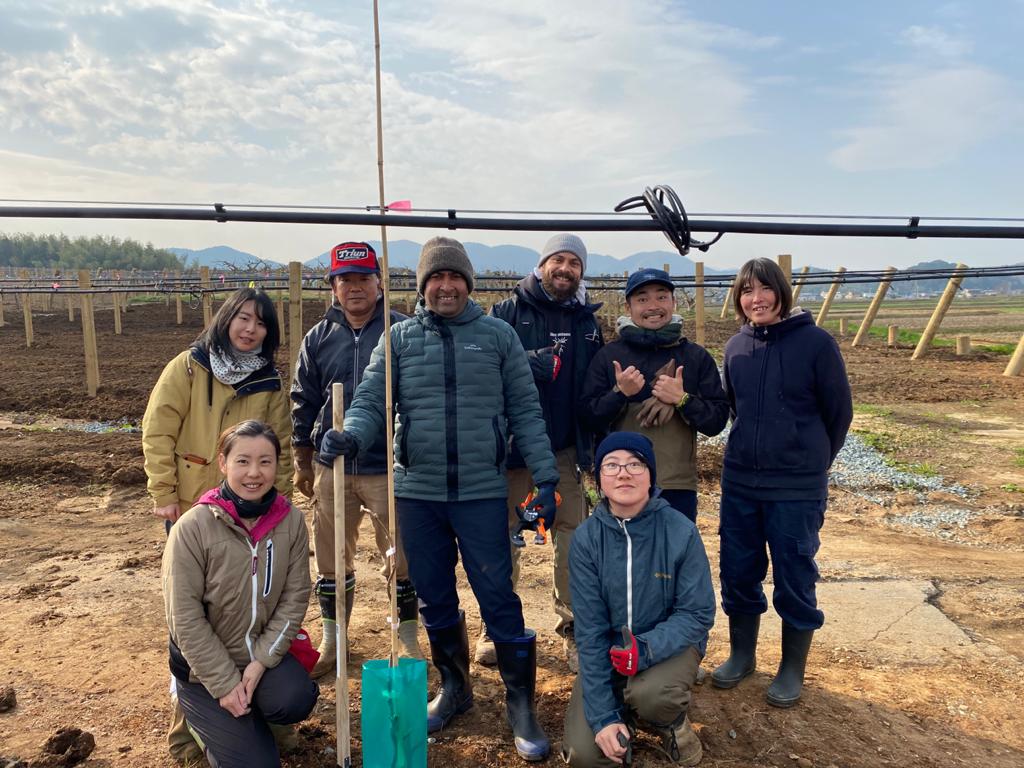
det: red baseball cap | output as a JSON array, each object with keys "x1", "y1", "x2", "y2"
[{"x1": 327, "y1": 242, "x2": 379, "y2": 279}]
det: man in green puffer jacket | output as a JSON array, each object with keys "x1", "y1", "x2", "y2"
[{"x1": 317, "y1": 237, "x2": 559, "y2": 763}]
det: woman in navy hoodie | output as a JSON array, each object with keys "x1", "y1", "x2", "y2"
[{"x1": 711, "y1": 258, "x2": 852, "y2": 708}]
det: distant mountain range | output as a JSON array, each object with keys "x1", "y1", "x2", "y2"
[
  {"x1": 168, "y1": 245, "x2": 1024, "y2": 293},
  {"x1": 170, "y1": 241, "x2": 734, "y2": 276}
]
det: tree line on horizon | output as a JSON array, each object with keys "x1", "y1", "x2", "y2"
[{"x1": 0, "y1": 232, "x2": 182, "y2": 271}]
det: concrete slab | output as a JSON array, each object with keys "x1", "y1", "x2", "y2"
[{"x1": 756, "y1": 579, "x2": 973, "y2": 663}]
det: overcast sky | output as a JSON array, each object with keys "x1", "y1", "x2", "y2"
[{"x1": 2, "y1": 1, "x2": 1022, "y2": 270}]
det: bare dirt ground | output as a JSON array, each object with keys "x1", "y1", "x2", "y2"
[{"x1": 1, "y1": 301, "x2": 1023, "y2": 768}]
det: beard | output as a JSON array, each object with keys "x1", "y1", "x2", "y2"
[{"x1": 541, "y1": 270, "x2": 580, "y2": 302}]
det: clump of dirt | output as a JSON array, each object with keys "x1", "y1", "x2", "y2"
[
  {"x1": 0, "y1": 686, "x2": 15, "y2": 712},
  {"x1": 34, "y1": 728, "x2": 95, "y2": 767}
]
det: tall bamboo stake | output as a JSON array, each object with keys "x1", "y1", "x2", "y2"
[
  {"x1": 373, "y1": 0, "x2": 400, "y2": 672},
  {"x1": 331, "y1": 384, "x2": 351, "y2": 768},
  {"x1": 694, "y1": 261, "x2": 705, "y2": 346}
]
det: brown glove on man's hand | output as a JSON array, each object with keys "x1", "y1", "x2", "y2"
[
  {"x1": 293, "y1": 445, "x2": 315, "y2": 498},
  {"x1": 636, "y1": 359, "x2": 676, "y2": 427}
]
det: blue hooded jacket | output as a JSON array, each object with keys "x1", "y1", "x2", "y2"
[
  {"x1": 569, "y1": 496, "x2": 715, "y2": 734},
  {"x1": 721, "y1": 309, "x2": 852, "y2": 499}
]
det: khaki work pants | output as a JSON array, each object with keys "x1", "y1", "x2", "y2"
[
  {"x1": 311, "y1": 460, "x2": 408, "y2": 582},
  {"x1": 562, "y1": 646, "x2": 702, "y2": 767},
  {"x1": 506, "y1": 446, "x2": 587, "y2": 635}
]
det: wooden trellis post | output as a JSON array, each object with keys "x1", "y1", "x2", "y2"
[
  {"x1": 276, "y1": 298, "x2": 286, "y2": 337},
  {"x1": 175, "y1": 271, "x2": 183, "y2": 325},
  {"x1": 912, "y1": 262, "x2": 967, "y2": 360},
  {"x1": 68, "y1": 294, "x2": 75, "y2": 322},
  {"x1": 201, "y1": 267, "x2": 212, "y2": 327},
  {"x1": 79, "y1": 270, "x2": 100, "y2": 397},
  {"x1": 888, "y1": 325, "x2": 899, "y2": 347},
  {"x1": 1004, "y1": 332, "x2": 1024, "y2": 377},
  {"x1": 694, "y1": 261, "x2": 705, "y2": 346},
  {"x1": 113, "y1": 291, "x2": 123, "y2": 335},
  {"x1": 791, "y1": 266, "x2": 810, "y2": 305},
  {"x1": 720, "y1": 286, "x2": 732, "y2": 319},
  {"x1": 852, "y1": 266, "x2": 896, "y2": 347},
  {"x1": 816, "y1": 267, "x2": 846, "y2": 327},
  {"x1": 22, "y1": 292, "x2": 33, "y2": 347},
  {"x1": 0, "y1": 293, "x2": 6, "y2": 327},
  {"x1": 955, "y1": 335, "x2": 971, "y2": 356},
  {"x1": 777, "y1": 253, "x2": 792, "y2": 283},
  {"x1": 289, "y1": 262, "x2": 303, "y2": 378}
]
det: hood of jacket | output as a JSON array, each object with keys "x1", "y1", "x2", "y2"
[{"x1": 197, "y1": 486, "x2": 292, "y2": 543}]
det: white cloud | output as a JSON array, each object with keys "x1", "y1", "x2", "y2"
[
  {"x1": 829, "y1": 66, "x2": 1023, "y2": 172},
  {"x1": 900, "y1": 25, "x2": 973, "y2": 58}
]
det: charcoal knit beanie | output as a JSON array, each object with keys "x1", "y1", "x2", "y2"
[{"x1": 416, "y1": 237, "x2": 475, "y2": 295}]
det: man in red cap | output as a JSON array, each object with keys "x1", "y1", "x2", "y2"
[{"x1": 290, "y1": 242, "x2": 421, "y2": 676}]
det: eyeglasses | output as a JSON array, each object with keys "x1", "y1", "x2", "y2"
[{"x1": 599, "y1": 461, "x2": 648, "y2": 476}]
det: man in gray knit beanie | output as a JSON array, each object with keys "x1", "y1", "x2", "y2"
[{"x1": 417, "y1": 236, "x2": 476, "y2": 296}]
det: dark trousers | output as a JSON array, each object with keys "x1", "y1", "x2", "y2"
[
  {"x1": 397, "y1": 496, "x2": 526, "y2": 641},
  {"x1": 658, "y1": 489, "x2": 698, "y2": 523},
  {"x1": 175, "y1": 654, "x2": 319, "y2": 768},
  {"x1": 718, "y1": 490, "x2": 826, "y2": 630},
  {"x1": 562, "y1": 647, "x2": 701, "y2": 767}
]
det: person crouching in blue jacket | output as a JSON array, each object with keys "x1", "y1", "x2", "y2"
[
  {"x1": 712, "y1": 257, "x2": 852, "y2": 708},
  {"x1": 563, "y1": 432, "x2": 715, "y2": 767}
]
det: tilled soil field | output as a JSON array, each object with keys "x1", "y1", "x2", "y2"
[{"x1": 1, "y1": 301, "x2": 1023, "y2": 768}]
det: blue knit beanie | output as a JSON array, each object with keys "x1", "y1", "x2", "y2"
[{"x1": 594, "y1": 432, "x2": 656, "y2": 488}]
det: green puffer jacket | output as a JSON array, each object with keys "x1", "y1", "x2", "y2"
[{"x1": 343, "y1": 300, "x2": 558, "y2": 501}]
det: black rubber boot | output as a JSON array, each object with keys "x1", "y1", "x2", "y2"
[
  {"x1": 711, "y1": 613, "x2": 760, "y2": 689},
  {"x1": 766, "y1": 625, "x2": 814, "y2": 708},
  {"x1": 494, "y1": 630, "x2": 550, "y2": 762},
  {"x1": 426, "y1": 613, "x2": 474, "y2": 733}
]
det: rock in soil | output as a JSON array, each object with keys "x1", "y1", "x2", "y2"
[
  {"x1": 33, "y1": 727, "x2": 95, "y2": 767},
  {"x1": 0, "y1": 686, "x2": 15, "y2": 712}
]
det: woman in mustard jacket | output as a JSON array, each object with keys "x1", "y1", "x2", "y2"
[{"x1": 143, "y1": 287, "x2": 293, "y2": 523}]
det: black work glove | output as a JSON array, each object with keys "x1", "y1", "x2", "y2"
[
  {"x1": 522, "y1": 482, "x2": 559, "y2": 530},
  {"x1": 527, "y1": 347, "x2": 561, "y2": 383},
  {"x1": 316, "y1": 429, "x2": 359, "y2": 467}
]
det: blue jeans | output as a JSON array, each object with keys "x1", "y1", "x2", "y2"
[
  {"x1": 718, "y1": 490, "x2": 826, "y2": 630},
  {"x1": 398, "y1": 496, "x2": 526, "y2": 641}
]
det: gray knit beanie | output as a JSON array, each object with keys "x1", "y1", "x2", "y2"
[
  {"x1": 538, "y1": 233, "x2": 588, "y2": 273},
  {"x1": 417, "y1": 236, "x2": 475, "y2": 295}
]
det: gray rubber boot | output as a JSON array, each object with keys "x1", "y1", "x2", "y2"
[
  {"x1": 310, "y1": 574, "x2": 355, "y2": 680},
  {"x1": 711, "y1": 613, "x2": 760, "y2": 689},
  {"x1": 766, "y1": 625, "x2": 814, "y2": 708},
  {"x1": 426, "y1": 613, "x2": 474, "y2": 733}
]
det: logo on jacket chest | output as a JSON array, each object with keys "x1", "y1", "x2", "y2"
[{"x1": 463, "y1": 343, "x2": 483, "y2": 352}]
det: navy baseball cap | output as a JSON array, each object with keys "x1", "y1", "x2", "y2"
[
  {"x1": 327, "y1": 242, "x2": 380, "y2": 280},
  {"x1": 625, "y1": 268, "x2": 674, "y2": 298}
]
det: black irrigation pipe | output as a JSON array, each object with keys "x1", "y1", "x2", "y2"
[{"x1": 4, "y1": 204, "x2": 1024, "y2": 240}]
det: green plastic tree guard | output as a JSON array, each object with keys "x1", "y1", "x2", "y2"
[{"x1": 361, "y1": 657, "x2": 428, "y2": 768}]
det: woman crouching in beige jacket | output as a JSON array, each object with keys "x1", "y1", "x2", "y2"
[{"x1": 162, "y1": 420, "x2": 318, "y2": 768}]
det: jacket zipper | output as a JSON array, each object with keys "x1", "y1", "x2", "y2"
[
  {"x1": 753, "y1": 329, "x2": 770, "y2": 473},
  {"x1": 618, "y1": 518, "x2": 634, "y2": 631},
  {"x1": 350, "y1": 326, "x2": 362, "y2": 475},
  {"x1": 245, "y1": 541, "x2": 259, "y2": 661}
]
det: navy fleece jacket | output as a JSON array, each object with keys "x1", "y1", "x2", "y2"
[{"x1": 721, "y1": 310, "x2": 852, "y2": 499}]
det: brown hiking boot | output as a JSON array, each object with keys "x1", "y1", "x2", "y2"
[
  {"x1": 474, "y1": 625, "x2": 497, "y2": 666},
  {"x1": 653, "y1": 714, "x2": 703, "y2": 766},
  {"x1": 562, "y1": 629, "x2": 579, "y2": 674}
]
